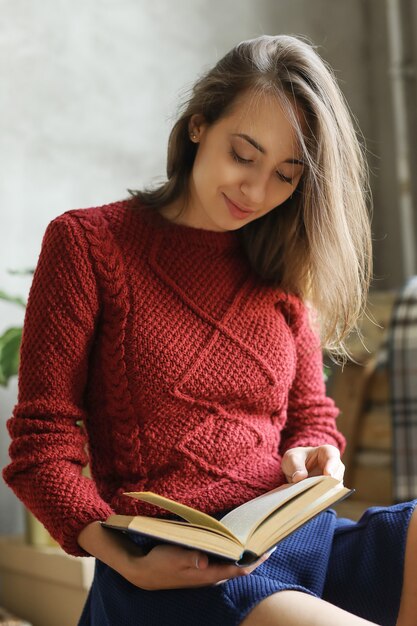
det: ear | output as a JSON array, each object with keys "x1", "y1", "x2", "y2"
[{"x1": 188, "y1": 113, "x2": 208, "y2": 139}]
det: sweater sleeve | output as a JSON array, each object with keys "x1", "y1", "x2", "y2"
[
  {"x1": 2, "y1": 214, "x2": 114, "y2": 556},
  {"x1": 279, "y1": 300, "x2": 346, "y2": 457}
]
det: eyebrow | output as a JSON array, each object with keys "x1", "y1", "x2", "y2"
[{"x1": 231, "y1": 133, "x2": 305, "y2": 166}]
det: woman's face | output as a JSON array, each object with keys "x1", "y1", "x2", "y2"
[{"x1": 165, "y1": 90, "x2": 305, "y2": 232}]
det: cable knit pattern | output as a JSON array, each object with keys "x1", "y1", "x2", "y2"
[{"x1": 3, "y1": 198, "x2": 345, "y2": 556}]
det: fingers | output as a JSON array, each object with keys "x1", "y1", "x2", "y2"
[
  {"x1": 212, "y1": 558, "x2": 263, "y2": 585},
  {"x1": 320, "y1": 445, "x2": 345, "y2": 481},
  {"x1": 241, "y1": 553, "x2": 270, "y2": 573},
  {"x1": 282, "y1": 447, "x2": 310, "y2": 483},
  {"x1": 197, "y1": 561, "x2": 248, "y2": 586},
  {"x1": 186, "y1": 550, "x2": 209, "y2": 570},
  {"x1": 188, "y1": 550, "x2": 270, "y2": 585},
  {"x1": 325, "y1": 458, "x2": 345, "y2": 481},
  {"x1": 282, "y1": 445, "x2": 345, "y2": 483},
  {"x1": 289, "y1": 469, "x2": 309, "y2": 483},
  {"x1": 143, "y1": 546, "x2": 247, "y2": 589},
  {"x1": 141, "y1": 544, "x2": 274, "y2": 590},
  {"x1": 186, "y1": 551, "x2": 243, "y2": 578}
]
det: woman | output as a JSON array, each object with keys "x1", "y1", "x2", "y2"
[{"x1": 4, "y1": 35, "x2": 417, "y2": 625}]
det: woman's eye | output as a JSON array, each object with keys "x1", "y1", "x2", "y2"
[
  {"x1": 277, "y1": 172, "x2": 294, "y2": 185},
  {"x1": 230, "y1": 148, "x2": 295, "y2": 185},
  {"x1": 229, "y1": 148, "x2": 252, "y2": 164}
]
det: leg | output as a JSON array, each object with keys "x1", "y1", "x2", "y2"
[
  {"x1": 240, "y1": 590, "x2": 378, "y2": 626},
  {"x1": 396, "y1": 506, "x2": 417, "y2": 626}
]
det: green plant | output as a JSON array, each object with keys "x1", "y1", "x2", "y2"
[{"x1": 0, "y1": 270, "x2": 33, "y2": 387}]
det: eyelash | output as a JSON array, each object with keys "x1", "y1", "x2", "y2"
[{"x1": 229, "y1": 149, "x2": 294, "y2": 185}]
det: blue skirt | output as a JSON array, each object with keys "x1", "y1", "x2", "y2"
[{"x1": 78, "y1": 501, "x2": 416, "y2": 626}]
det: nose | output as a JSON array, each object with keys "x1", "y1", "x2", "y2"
[{"x1": 240, "y1": 172, "x2": 268, "y2": 205}]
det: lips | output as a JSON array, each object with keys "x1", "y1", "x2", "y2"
[{"x1": 223, "y1": 194, "x2": 255, "y2": 213}]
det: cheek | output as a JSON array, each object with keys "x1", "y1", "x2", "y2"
[
  {"x1": 190, "y1": 153, "x2": 210, "y2": 193},
  {"x1": 193, "y1": 151, "x2": 239, "y2": 190},
  {"x1": 269, "y1": 184, "x2": 292, "y2": 204}
]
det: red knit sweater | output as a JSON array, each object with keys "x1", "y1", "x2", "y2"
[{"x1": 3, "y1": 199, "x2": 345, "y2": 556}]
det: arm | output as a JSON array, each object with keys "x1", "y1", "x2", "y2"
[
  {"x1": 77, "y1": 520, "x2": 264, "y2": 590},
  {"x1": 3, "y1": 214, "x2": 113, "y2": 556},
  {"x1": 279, "y1": 300, "x2": 346, "y2": 481}
]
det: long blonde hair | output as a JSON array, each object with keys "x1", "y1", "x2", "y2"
[{"x1": 129, "y1": 34, "x2": 372, "y2": 359}]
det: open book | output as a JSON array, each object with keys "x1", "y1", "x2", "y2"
[{"x1": 102, "y1": 475, "x2": 353, "y2": 566}]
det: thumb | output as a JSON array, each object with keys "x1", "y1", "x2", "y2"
[
  {"x1": 283, "y1": 448, "x2": 309, "y2": 483},
  {"x1": 289, "y1": 468, "x2": 308, "y2": 483}
]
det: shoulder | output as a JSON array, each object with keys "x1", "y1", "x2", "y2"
[
  {"x1": 50, "y1": 197, "x2": 137, "y2": 234},
  {"x1": 33, "y1": 199, "x2": 140, "y2": 284},
  {"x1": 43, "y1": 197, "x2": 148, "y2": 254},
  {"x1": 276, "y1": 291, "x2": 307, "y2": 331},
  {"x1": 276, "y1": 291, "x2": 321, "y2": 346}
]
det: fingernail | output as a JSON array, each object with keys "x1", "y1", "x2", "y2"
[
  {"x1": 291, "y1": 470, "x2": 304, "y2": 480},
  {"x1": 195, "y1": 556, "x2": 200, "y2": 569}
]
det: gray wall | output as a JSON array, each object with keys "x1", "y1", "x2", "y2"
[{"x1": 1, "y1": 0, "x2": 416, "y2": 533}]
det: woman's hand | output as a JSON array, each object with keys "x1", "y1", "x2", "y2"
[
  {"x1": 282, "y1": 444, "x2": 345, "y2": 484},
  {"x1": 123, "y1": 543, "x2": 270, "y2": 591},
  {"x1": 78, "y1": 520, "x2": 271, "y2": 591}
]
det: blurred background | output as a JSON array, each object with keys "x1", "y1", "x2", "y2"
[{"x1": 0, "y1": 1, "x2": 416, "y2": 623}]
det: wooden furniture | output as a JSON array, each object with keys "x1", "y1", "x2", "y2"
[
  {"x1": 0, "y1": 537, "x2": 93, "y2": 626},
  {"x1": 0, "y1": 605, "x2": 32, "y2": 625},
  {"x1": 327, "y1": 290, "x2": 396, "y2": 519}
]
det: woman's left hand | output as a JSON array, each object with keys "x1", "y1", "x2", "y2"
[{"x1": 282, "y1": 445, "x2": 345, "y2": 484}]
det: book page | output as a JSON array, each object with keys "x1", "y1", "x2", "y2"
[
  {"x1": 248, "y1": 483, "x2": 352, "y2": 555},
  {"x1": 219, "y1": 476, "x2": 334, "y2": 543},
  {"x1": 103, "y1": 515, "x2": 244, "y2": 561},
  {"x1": 124, "y1": 491, "x2": 238, "y2": 540}
]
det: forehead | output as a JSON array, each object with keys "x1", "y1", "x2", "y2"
[{"x1": 219, "y1": 90, "x2": 304, "y2": 149}]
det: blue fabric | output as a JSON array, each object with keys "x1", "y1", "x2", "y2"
[{"x1": 78, "y1": 501, "x2": 417, "y2": 626}]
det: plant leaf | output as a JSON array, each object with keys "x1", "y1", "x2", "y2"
[
  {"x1": 0, "y1": 327, "x2": 22, "y2": 386},
  {"x1": 0, "y1": 290, "x2": 26, "y2": 307},
  {"x1": 6, "y1": 268, "x2": 34, "y2": 276}
]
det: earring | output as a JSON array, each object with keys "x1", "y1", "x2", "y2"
[{"x1": 190, "y1": 131, "x2": 199, "y2": 142}]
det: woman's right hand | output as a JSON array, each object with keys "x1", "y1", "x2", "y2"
[
  {"x1": 78, "y1": 520, "x2": 269, "y2": 591},
  {"x1": 123, "y1": 542, "x2": 264, "y2": 590}
]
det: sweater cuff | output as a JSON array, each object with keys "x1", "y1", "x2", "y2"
[
  {"x1": 59, "y1": 503, "x2": 115, "y2": 557},
  {"x1": 280, "y1": 431, "x2": 346, "y2": 458}
]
